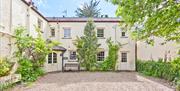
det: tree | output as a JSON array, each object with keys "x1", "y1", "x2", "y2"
[
  {"x1": 15, "y1": 26, "x2": 59, "y2": 82},
  {"x1": 15, "y1": 26, "x2": 59, "y2": 67},
  {"x1": 106, "y1": 0, "x2": 180, "y2": 44},
  {"x1": 75, "y1": 0, "x2": 101, "y2": 18},
  {"x1": 74, "y1": 20, "x2": 100, "y2": 71}
]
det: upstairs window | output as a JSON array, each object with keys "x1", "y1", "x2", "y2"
[
  {"x1": 64, "y1": 28, "x2": 71, "y2": 38},
  {"x1": 121, "y1": 53, "x2": 127, "y2": 62},
  {"x1": 97, "y1": 51, "x2": 105, "y2": 61},
  {"x1": 69, "y1": 51, "x2": 77, "y2": 60},
  {"x1": 38, "y1": 19, "x2": 42, "y2": 30},
  {"x1": 48, "y1": 52, "x2": 57, "y2": 64},
  {"x1": 121, "y1": 31, "x2": 126, "y2": 37},
  {"x1": 51, "y1": 28, "x2": 55, "y2": 37},
  {"x1": 97, "y1": 29, "x2": 104, "y2": 38}
]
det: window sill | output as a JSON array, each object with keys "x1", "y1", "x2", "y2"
[
  {"x1": 49, "y1": 36, "x2": 55, "y2": 38},
  {"x1": 62, "y1": 37, "x2": 72, "y2": 39},
  {"x1": 121, "y1": 36, "x2": 128, "y2": 38},
  {"x1": 97, "y1": 37, "x2": 106, "y2": 39},
  {"x1": 97, "y1": 60, "x2": 104, "y2": 62}
]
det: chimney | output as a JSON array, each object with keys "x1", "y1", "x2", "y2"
[
  {"x1": 105, "y1": 15, "x2": 109, "y2": 18},
  {"x1": 25, "y1": 0, "x2": 32, "y2": 4},
  {"x1": 101, "y1": 15, "x2": 104, "y2": 18}
]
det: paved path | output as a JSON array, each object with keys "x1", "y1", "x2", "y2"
[{"x1": 12, "y1": 72, "x2": 174, "y2": 91}]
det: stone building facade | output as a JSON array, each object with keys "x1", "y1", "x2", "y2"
[{"x1": 0, "y1": 0, "x2": 179, "y2": 72}]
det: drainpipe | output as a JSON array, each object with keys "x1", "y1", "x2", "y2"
[
  {"x1": 135, "y1": 41, "x2": 137, "y2": 71},
  {"x1": 9, "y1": 0, "x2": 12, "y2": 32},
  {"x1": 9, "y1": 0, "x2": 12, "y2": 57},
  {"x1": 61, "y1": 51, "x2": 65, "y2": 72}
]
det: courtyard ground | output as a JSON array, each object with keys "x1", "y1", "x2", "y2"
[{"x1": 11, "y1": 72, "x2": 174, "y2": 91}]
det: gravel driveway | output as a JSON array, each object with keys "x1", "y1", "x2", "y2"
[{"x1": 12, "y1": 72, "x2": 174, "y2": 91}]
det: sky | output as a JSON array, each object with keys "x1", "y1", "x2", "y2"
[{"x1": 32, "y1": 0, "x2": 118, "y2": 17}]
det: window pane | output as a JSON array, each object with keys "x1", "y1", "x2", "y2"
[
  {"x1": 122, "y1": 32, "x2": 126, "y2": 37},
  {"x1": 48, "y1": 53, "x2": 52, "y2": 64},
  {"x1": 38, "y1": 19, "x2": 42, "y2": 30},
  {"x1": 64, "y1": 29, "x2": 71, "y2": 38},
  {"x1": 53, "y1": 53, "x2": 57, "y2": 63},
  {"x1": 51, "y1": 29, "x2": 55, "y2": 37},
  {"x1": 70, "y1": 51, "x2": 77, "y2": 60},
  {"x1": 97, "y1": 51, "x2": 105, "y2": 61},
  {"x1": 121, "y1": 53, "x2": 127, "y2": 62},
  {"x1": 97, "y1": 29, "x2": 104, "y2": 37}
]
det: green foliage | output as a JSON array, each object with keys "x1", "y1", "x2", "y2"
[
  {"x1": 177, "y1": 80, "x2": 180, "y2": 91},
  {"x1": 0, "y1": 58, "x2": 12, "y2": 77},
  {"x1": 74, "y1": 20, "x2": 100, "y2": 71},
  {"x1": 137, "y1": 58, "x2": 180, "y2": 90},
  {"x1": 15, "y1": 26, "x2": 58, "y2": 67},
  {"x1": 0, "y1": 82, "x2": 14, "y2": 91},
  {"x1": 16, "y1": 58, "x2": 44, "y2": 82},
  {"x1": 107, "y1": 0, "x2": 180, "y2": 42},
  {"x1": 99, "y1": 38, "x2": 120, "y2": 71},
  {"x1": 14, "y1": 26, "x2": 58, "y2": 82},
  {"x1": 75, "y1": 0, "x2": 101, "y2": 17}
]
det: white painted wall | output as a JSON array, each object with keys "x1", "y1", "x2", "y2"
[
  {"x1": 137, "y1": 38, "x2": 180, "y2": 61},
  {"x1": 46, "y1": 21, "x2": 136, "y2": 71}
]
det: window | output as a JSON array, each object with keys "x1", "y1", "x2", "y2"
[
  {"x1": 97, "y1": 29, "x2": 104, "y2": 38},
  {"x1": 53, "y1": 53, "x2": 57, "y2": 63},
  {"x1": 64, "y1": 28, "x2": 71, "y2": 38},
  {"x1": 51, "y1": 29, "x2": 55, "y2": 37},
  {"x1": 70, "y1": 51, "x2": 77, "y2": 60},
  {"x1": 38, "y1": 19, "x2": 42, "y2": 30},
  {"x1": 121, "y1": 53, "x2": 127, "y2": 62},
  {"x1": 48, "y1": 52, "x2": 57, "y2": 64},
  {"x1": 48, "y1": 53, "x2": 52, "y2": 64},
  {"x1": 121, "y1": 31, "x2": 126, "y2": 37},
  {"x1": 97, "y1": 51, "x2": 105, "y2": 61}
]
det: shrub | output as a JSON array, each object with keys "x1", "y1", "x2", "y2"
[
  {"x1": 0, "y1": 58, "x2": 11, "y2": 77},
  {"x1": 16, "y1": 58, "x2": 44, "y2": 82},
  {"x1": 14, "y1": 26, "x2": 56, "y2": 82},
  {"x1": 137, "y1": 58, "x2": 180, "y2": 90}
]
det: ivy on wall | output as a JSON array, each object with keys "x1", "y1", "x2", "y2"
[{"x1": 98, "y1": 38, "x2": 120, "y2": 71}]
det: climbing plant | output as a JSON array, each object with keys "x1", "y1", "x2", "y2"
[{"x1": 99, "y1": 38, "x2": 120, "y2": 71}]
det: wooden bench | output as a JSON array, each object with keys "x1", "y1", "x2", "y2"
[{"x1": 64, "y1": 63, "x2": 80, "y2": 71}]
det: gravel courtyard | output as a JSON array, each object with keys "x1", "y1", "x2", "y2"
[{"x1": 12, "y1": 72, "x2": 174, "y2": 91}]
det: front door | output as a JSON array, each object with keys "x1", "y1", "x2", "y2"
[
  {"x1": 45, "y1": 52, "x2": 62, "y2": 72},
  {"x1": 119, "y1": 52, "x2": 129, "y2": 70}
]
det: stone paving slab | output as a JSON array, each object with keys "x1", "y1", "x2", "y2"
[{"x1": 11, "y1": 72, "x2": 174, "y2": 91}]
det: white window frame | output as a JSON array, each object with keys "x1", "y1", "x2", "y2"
[
  {"x1": 121, "y1": 52, "x2": 127, "y2": 62},
  {"x1": 97, "y1": 28, "x2": 104, "y2": 38},
  {"x1": 121, "y1": 31, "x2": 128, "y2": 38},
  {"x1": 97, "y1": 51, "x2": 105, "y2": 61},
  {"x1": 38, "y1": 19, "x2": 43, "y2": 30},
  {"x1": 51, "y1": 28, "x2": 55, "y2": 37},
  {"x1": 69, "y1": 51, "x2": 77, "y2": 61},
  {"x1": 48, "y1": 52, "x2": 57, "y2": 64},
  {"x1": 63, "y1": 28, "x2": 71, "y2": 38}
]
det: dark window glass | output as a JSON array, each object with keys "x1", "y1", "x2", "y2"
[
  {"x1": 38, "y1": 19, "x2": 42, "y2": 30},
  {"x1": 48, "y1": 52, "x2": 57, "y2": 64},
  {"x1": 53, "y1": 52, "x2": 57, "y2": 63},
  {"x1": 97, "y1": 51, "x2": 105, "y2": 61},
  {"x1": 97, "y1": 29, "x2": 104, "y2": 37},
  {"x1": 70, "y1": 51, "x2": 77, "y2": 60},
  {"x1": 48, "y1": 53, "x2": 52, "y2": 64},
  {"x1": 121, "y1": 53, "x2": 127, "y2": 62},
  {"x1": 122, "y1": 31, "x2": 126, "y2": 37},
  {"x1": 51, "y1": 29, "x2": 55, "y2": 37}
]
